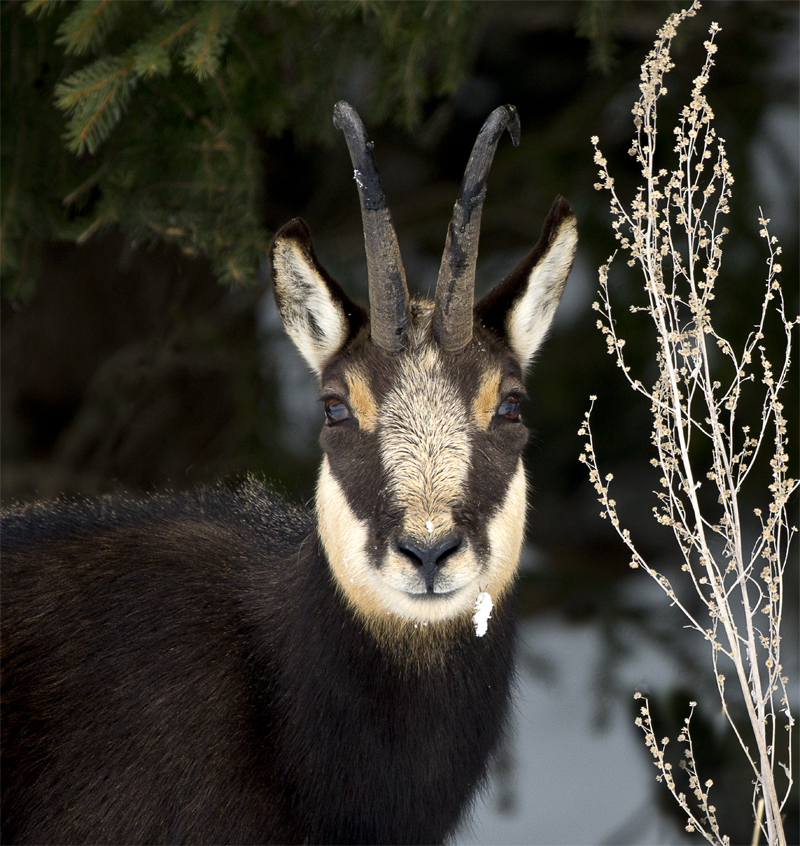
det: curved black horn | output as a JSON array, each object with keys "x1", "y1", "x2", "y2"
[
  {"x1": 434, "y1": 105, "x2": 521, "y2": 354},
  {"x1": 333, "y1": 101, "x2": 410, "y2": 353}
]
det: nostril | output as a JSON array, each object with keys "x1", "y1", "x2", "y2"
[
  {"x1": 396, "y1": 535, "x2": 461, "y2": 567},
  {"x1": 396, "y1": 535, "x2": 463, "y2": 593},
  {"x1": 396, "y1": 539, "x2": 425, "y2": 568},
  {"x1": 431, "y1": 535, "x2": 461, "y2": 565}
]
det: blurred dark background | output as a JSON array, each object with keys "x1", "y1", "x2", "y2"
[{"x1": 2, "y1": 2, "x2": 797, "y2": 843}]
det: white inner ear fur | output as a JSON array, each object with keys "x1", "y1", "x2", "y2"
[
  {"x1": 506, "y1": 217, "x2": 578, "y2": 369},
  {"x1": 273, "y1": 240, "x2": 349, "y2": 376}
]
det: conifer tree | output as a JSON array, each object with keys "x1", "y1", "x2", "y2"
[{"x1": 2, "y1": 0, "x2": 479, "y2": 298}]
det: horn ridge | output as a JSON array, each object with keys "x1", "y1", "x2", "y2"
[
  {"x1": 333, "y1": 101, "x2": 410, "y2": 353},
  {"x1": 434, "y1": 105, "x2": 520, "y2": 354}
]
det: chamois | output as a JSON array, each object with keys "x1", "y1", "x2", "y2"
[{"x1": 1, "y1": 102, "x2": 577, "y2": 845}]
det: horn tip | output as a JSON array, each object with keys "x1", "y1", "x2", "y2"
[
  {"x1": 504, "y1": 104, "x2": 521, "y2": 146},
  {"x1": 333, "y1": 101, "x2": 354, "y2": 131}
]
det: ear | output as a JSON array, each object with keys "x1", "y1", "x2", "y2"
[
  {"x1": 475, "y1": 196, "x2": 577, "y2": 369},
  {"x1": 270, "y1": 219, "x2": 366, "y2": 376}
]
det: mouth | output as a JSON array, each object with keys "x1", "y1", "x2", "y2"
[
  {"x1": 373, "y1": 574, "x2": 479, "y2": 623},
  {"x1": 406, "y1": 588, "x2": 459, "y2": 600}
]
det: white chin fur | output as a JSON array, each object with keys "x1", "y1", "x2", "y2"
[
  {"x1": 316, "y1": 457, "x2": 527, "y2": 625},
  {"x1": 376, "y1": 576, "x2": 482, "y2": 622}
]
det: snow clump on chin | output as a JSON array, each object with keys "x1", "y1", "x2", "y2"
[{"x1": 473, "y1": 591, "x2": 493, "y2": 637}]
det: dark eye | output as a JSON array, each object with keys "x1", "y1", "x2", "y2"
[
  {"x1": 323, "y1": 397, "x2": 351, "y2": 425},
  {"x1": 496, "y1": 394, "x2": 521, "y2": 421}
]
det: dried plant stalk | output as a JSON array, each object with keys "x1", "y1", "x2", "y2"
[{"x1": 579, "y1": 4, "x2": 797, "y2": 844}]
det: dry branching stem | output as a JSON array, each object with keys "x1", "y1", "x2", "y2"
[{"x1": 581, "y1": 4, "x2": 798, "y2": 844}]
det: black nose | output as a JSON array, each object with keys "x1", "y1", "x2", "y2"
[{"x1": 396, "y1": 535, "x2": 462, "y2": 593}]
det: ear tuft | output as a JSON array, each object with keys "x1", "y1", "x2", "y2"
[
  {"x1": 270, "y1": 220, "x2": 365, "y2": 376},
  {"x1": 476, "y1": 196, "x2": 577, "y2": 370}
]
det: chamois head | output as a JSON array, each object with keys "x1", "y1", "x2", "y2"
[{"x1": 270, "y1": 102, "x2": 577, "y2": 629}]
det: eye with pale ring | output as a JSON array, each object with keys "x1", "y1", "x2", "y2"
[
  {"x1": 322, "y1": 397, "x2": 351, "y2": 425},
  {"x1": 496, "y1": 393, "x2": 522, "y2": 421}
]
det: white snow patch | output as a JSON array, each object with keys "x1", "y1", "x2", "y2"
[{"x1": 473, "y1": 592, "x2": 493, "y2": 637}]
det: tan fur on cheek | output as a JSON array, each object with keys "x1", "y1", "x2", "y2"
[
  {"x1": 483, "y1": 459, "x2": 527, "y2": 600},
  {"x1": 346, "y1": 368, "x2": 379, "y2": 432},
  {"x1": 471, "y1": 367, "x2": 502, "y2": 430}
]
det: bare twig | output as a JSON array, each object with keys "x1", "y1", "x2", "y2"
[{"x1": 581, "y1": 5, "x2": 798, "y2": 844}]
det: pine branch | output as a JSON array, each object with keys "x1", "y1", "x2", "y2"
[
  {"x1": 181, "y1": 2, "x2": 239, "y2": 82},
  {"x1": 130, "y1": 39, "x2": 171, "y2": 80},
  {"x1": 54, "y1": 56, "x2": 135, "y2": 154},
  {"x1": 7, "y1": 0, "x2": 480, "y2": 295},
  {"x1": 55, "y1": 0, "x2": 122, "y2": 57},
  {"x1": 23, "y1": 0, "x2": 66, "y2": 18},
  {"x1": 157, "y1": 16, "x2": 198, "y2": 50}
]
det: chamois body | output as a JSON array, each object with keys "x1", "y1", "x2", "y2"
[
  {"x1": 2, "y1": 484, "x2": 514, "y2": 844},
  {"x1": 1, "y1": 103, "x2": 577, "y2": 844}
]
